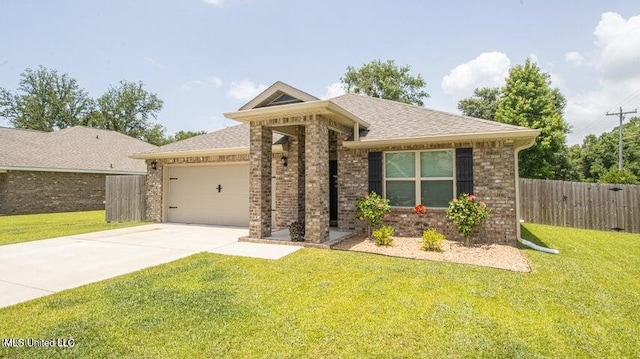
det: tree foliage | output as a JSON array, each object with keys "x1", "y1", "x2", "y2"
[
  {"x1": 0, "y1": 66, "x2": 205, "y2": 146},
  {"x1": 0, "y1": 66, "x2": 93, "y2": 131},
  {"x1": 341, "y1": 59, "x2": 429, "y2": 106},
  {"x1": 457, "y1": 87, "x2": 501, "y2": 121},
  {"x1": 598, "y1": 167, "x2": 638, "y2": 185},
  {"x1": 571, "y1": 117, "x2": 640, "y2": 183},
  {"x1": 92, "y1": 80, "x2": 164, "y2": 141},
  {"x1": 495, "y1": 59, "x2": 570, "y2": 179}
]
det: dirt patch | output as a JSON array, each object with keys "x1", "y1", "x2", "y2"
[{"x1": 332, "y1": 234, "x2": 530, "y2": 272}]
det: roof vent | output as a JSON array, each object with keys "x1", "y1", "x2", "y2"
[{"x1": 96, "y1": 135, "x2": 99, "y2": 139}]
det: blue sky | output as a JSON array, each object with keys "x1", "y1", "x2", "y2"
[{"x1": 1, "y1": 0, "x2": 639, "y2": 144}]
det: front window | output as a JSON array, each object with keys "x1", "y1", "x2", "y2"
[{"x1": 384, "y1": 150, "x2": 454, "y2": 208}]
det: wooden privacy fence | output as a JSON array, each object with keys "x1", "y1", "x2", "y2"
[
  {"x1": 519, "y1": 178, "x2": 640, "y2": 233},
  {"x1": 105, "y1": 175, "x2": 145, "y2": 222}
]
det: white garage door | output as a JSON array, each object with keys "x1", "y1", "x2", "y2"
[{"x1": 167, "y1": 164, "x2": 249, "y2": 226}]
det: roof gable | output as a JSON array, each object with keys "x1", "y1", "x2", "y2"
[{"x1": 238, "y1": 81, "x2": 319, "y2": 111}]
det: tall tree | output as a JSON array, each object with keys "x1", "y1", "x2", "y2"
[
  {"x1": 575, "y1": 117, "x2": 640, "y2": 182},
  {"x1": 341, "y1": 59, "x2": 429, "y2": 106},
  {"x1": 92, "y1": 80, "x2": 164, "y2": 141},
  {"x1": 495, "y1": 59, "x2": 570, "y2": 179},
  {"x1": 0, "y1": 66, "x2": 93, "y2": 131},
  {"x1": 457, "y1": 87, "x2": 501, "y2": 120}
]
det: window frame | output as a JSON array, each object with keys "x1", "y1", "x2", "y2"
[{"x1": 383, "y1": 149, "x2": 456, "y2": 209}]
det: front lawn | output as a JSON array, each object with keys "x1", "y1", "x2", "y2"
[
  {"x1": 0, "y1": 224, "x2": 638, "y2": 358},
  {"x1": 0, "y1": 210, "x2": 145, "y2": 246}
]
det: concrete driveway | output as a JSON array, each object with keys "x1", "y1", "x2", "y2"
[{"x1": 0, "y1": 223, "x2": 301, "y2": 308}]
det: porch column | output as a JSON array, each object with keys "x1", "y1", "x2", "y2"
[
  {"x1": 305, "y1": 115, "x2": 330, "y2": 243},
  {"x1": 249, "y1": 123, "x2": 272, "y2": 238}
]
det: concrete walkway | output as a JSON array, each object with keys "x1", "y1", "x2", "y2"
[{"x1": 0, "y1": 223, "x2": 301, "y2": 308}]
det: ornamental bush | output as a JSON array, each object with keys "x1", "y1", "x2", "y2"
[
  {"x1": 445, "y1": 193, "x2": 489, "y2": 244},
  {"x1": 421, "y1": 228, "x2": 444, "y2": 252},
  {"x1": 356, "y1": 191, "x2": 391, "y2": 237},
  {"x1": 372, "y1": 225, "x2": 394, "y2": 246}
]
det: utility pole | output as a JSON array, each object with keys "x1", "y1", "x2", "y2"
[{"x1": 606, "y1": 107, "x2": 637, "y2": 169}]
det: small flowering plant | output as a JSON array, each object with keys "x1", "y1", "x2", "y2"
[
  {"x1": 445, "y1": 193, "x2": 489, "y2": 244},
  {"x1": 356, "y1": 191, "x2": 391, "y2": 237},
  {"x1": 414, "y1": 204, "x2": 427, "y2": 215}
]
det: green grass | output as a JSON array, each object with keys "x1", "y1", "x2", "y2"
[
  {"x1": 0, "y1": 210, "x2": 145, "y2": 246},
  {"x1": 1, "y1": 223, "x2": 638, "y2": 358}
]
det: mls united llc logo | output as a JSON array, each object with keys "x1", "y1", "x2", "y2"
[{"x1": 2, "y1": 338, "x2": 75, "y2": 348}]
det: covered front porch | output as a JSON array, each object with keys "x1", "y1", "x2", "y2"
[{"x1": 225, "y1": 97, "x2": 367, "y2": 243}]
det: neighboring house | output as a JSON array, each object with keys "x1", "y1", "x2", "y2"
[
  {"x1": 132, "y1": 82, "x2": 539, "y2": 245},
  {"x1": 0, "y1": 126, "x2": 155, "y2": 215}
]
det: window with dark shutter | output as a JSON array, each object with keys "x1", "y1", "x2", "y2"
[
  {"x1": 368, "y1": 152, "x2": 383, "y2": 195},
  {"x1": 456, "y1": 148, "x2": 473, "y2": 196}
]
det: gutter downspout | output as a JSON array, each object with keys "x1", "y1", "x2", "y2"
[{"x1": 514, "y1": 138, "x2": 560, "y2": 254}]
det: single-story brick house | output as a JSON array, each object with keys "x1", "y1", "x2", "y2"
[
  {"x1": 132, "y1": 82, "x2": 539, "y2": 245},
  {"x1": 0, "y1": 126, "x2": 155, "y2": 215}
]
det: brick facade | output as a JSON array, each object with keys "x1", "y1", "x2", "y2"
[
  {"x1": 249, "y1": 125, "x2": 273, "y2": 238},
  {"x1": 336, "y1": 139, "x2": 518, "y2": 245},
  {"x1": 304, "y1": 117, "x2": 330, "y2": 243},
  {"x1": 0, "y1": 171, "x2": 106, "y2": 215},
  {"x1": 142, "y1": 132, "x2": 518, "y2": 245}
]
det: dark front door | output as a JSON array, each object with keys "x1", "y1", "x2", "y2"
[{"x1": 329, "y1": 160, "x2": 338, "y2": 227}]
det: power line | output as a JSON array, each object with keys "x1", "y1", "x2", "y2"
[{"x1": 606, "y1": 107, "x2": 637, "y2": 169}]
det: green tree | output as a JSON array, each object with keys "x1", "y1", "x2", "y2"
[
  {"x1": 495, "y1": 59, "x2": 570, "y2": 179},
  {"x1": 457, "y1": 87, "x2": 501, "y2": 120},
  {"x1": 598, "y1": 167, "x2": 638, "y2": 184},
  {"x1": 575, "y1": 117, "x2": 640, "y2": 182},
  {"x1": 0, "y1": 66, "x2": 93, "y2": 131},
  {"x1": 172, "y1": 130, "x2": 207, "y2": 142},
  {"x1": 341, "y1": 59, "x2": 429, "y2": 106},
  {"x1": 92, "y1": 80, "x2": 164, "y2": 142}
]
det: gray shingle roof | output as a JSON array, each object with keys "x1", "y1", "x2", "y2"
[
  {"x1": 134, "y1": 123, "x2": 284, "y2": 157},
  {"x1": 0, "y1": 126, "x2": 155, "y2": 174},
  {"x1": 134, "y1": 90, "x2": 537, "y2": 159},
  {"x1": 330, "y1": 93, "x2": 535, "y2": 141}
]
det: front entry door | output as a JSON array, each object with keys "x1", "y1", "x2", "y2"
[{"x1": 329, "y1": 160, "x2": 338, "y2": 227}]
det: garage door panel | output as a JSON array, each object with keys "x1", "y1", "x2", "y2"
[{"x1": 167, "y1": 164, "x2": 249, "y2": 226}]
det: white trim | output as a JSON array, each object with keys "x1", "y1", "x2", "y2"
[
  {"x1": 383, "y1": 149, "x2": 455, "y2": 209},
  {"x1": 224, "y1": 100, "x2": 371, "y2": 129},
  {"x1": 342, "y1": 130, "x2": 540, "y2": 149},
  {"x1": 130, "y1": 144, "x2": 285, "y2": 160},
  {"x1": 0, "y1": 166, "x2": 146, "y2": 175},
  {"x1": 239, "y1": 81, "x2": 319, "y2": 111}
]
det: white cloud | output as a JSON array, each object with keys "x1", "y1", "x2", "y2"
[
  {"x1": 203, "y1": 0, "x2": 223, "y2": 7},
  {"x1": 144, "y1": 57, "x2": 163, "y2": 69},
  {"x1": 593, "y1": 12, "x2": 640, "y2": 80},
  {"x1": 228, "y1": 80, "x2": 268, "y2": 100},
  {"x1": 207, "y1": 76, "x2": 223, "y2": 87},
  {"x1": 441, "y1": 52, "x2": 511, "y2": 97},
  {"x1": 180, "y1": 76, "x2": 223, "y2": 91},
  {"x1": 563, "y1": 12, "x2": 640, "y2": 144},
  {"x1": 322, "y1": 82, "x2": 346, "y2": 99},
  {"x1": 564, "y1": 51, "x2": 584, "y2": 66}
]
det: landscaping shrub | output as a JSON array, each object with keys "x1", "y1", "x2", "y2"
[
  {"x1": 289, "y1": 220, "x2": 305, "y2": 242},
  {"x1": 356, "y1": 191, "x2": 391, "y2": 237},
  {"x1": 445, "y1": 193, "x2": 489, "y2": 245},
  {"x1": 421, "y1": 228, "x2": 444, "y2": 252},
  {"x1": 372, "y1": 225, "x2": 394, "y2": 246}
]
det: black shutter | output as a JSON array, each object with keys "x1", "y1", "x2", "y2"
[
  {"x1": 368, "y1": 152, "x2": 383, "y2": 195},
  {"x1": 456, "y1": 148, "x2": 473, "y2": 196}
]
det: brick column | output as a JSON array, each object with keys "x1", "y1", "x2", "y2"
[
  {"x1": 305, "y1": 116, "x2": 329, "y2": 243},
  {"x1": 249, "y1": 124, "x2": 272, "y2": 238}
]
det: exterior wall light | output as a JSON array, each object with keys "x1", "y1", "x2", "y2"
[
  {"x1": 281, "y1": 156, "x2": 288, "y2": 167},
  {"x1": 151, "y1": 161, "x2": 157, "y2": 170}
]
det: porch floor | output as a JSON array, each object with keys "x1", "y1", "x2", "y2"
[{"x1": 239, "y1": 228, "x2": 354, "y2": 249}]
